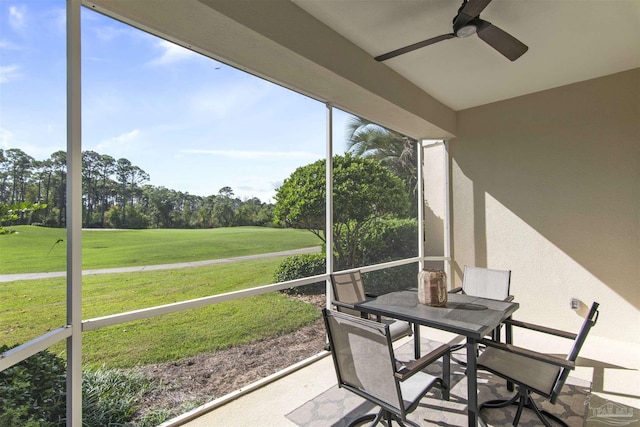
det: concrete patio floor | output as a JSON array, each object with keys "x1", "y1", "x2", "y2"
[{"x1": 167, "y1": 327, "x2": 639, "y2": 427}]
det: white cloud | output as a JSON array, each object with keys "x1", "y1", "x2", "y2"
[
  {"x1": 188, "y1": 80, "x2": 270, "y2": 119},
  {"x1": 9, "y1": 5, "x2": 27, "y2": 32},
  {"x1": 0, "y1": 64, "x2": 21, "y2": 83},
  {"x1": 0, "y1": 39, "x2": 20, "y2": 50},
  {"x1": 91, "y1": 22, "x2": 133, "y2": 43},
  {"x1": 49, "y1": 6, "x2": 66, "y2": 35},
  {"x1": 94, "y1": 129, "x2": 141, "y2": 154},
  {"x1": 0, "y1": 127, "x2": 61, "y2": 158},
  {"x1": 0, "y1": 127, "x2": 14, "y2": 148},
  {"x1": 148, "y1": 40, "x2": 198, "y2": 66},
  {"x1": 180, "y1": 149, "x2": 321, "y2": 160}
]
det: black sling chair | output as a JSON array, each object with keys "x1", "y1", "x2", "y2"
[{"x1": 477, "y1": 302, "x2": 599, "y2": 426}]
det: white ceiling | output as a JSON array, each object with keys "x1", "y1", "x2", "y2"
[
  {"x1": 86, "y1": 0, "x2": 639, "y2": 138},
  {"x1": 292, "y1": 0, "x2": 640, "y2": 111}
]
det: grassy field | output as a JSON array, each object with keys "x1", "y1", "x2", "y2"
[
  {"x1": 0, "y1": 225, "x2": 320, "y2": 274},
  {"x1": 1, "y1": 226, "x2": 323, "y2": 368}
]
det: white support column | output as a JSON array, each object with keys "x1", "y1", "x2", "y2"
[
  {"x1": 421, "y1": 139, "x2": 451, "y2": 287},
  {"x1": 66, "y1": 0, "x2": 83, "y2": 425},
  {"x1": 325, "y1": 103, "x2": 334, "y2": 309},
  {"x1": 443, "y1": 140, "x2": 452, "y2": 287},
  {"x1": 417, "y1": 140, "x2": 425, "y2": 272}
]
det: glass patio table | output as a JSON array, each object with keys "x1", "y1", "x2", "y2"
[{"x1": 355, "y1": 289, "x2": 519, "y2": 427}]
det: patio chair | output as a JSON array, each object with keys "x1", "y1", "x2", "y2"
[
  {"x1": 330, "y1": 270, "x2": 413, "y2": 343},
  {"x1": 448, "y1": 266, "x2": 513, "y2": 362},
  {"x1": 477, "y1": 301, "x2": 600, "y2": 427},
  {"x1": 322, "y1": 308, "x2": 450, "y2": 427},
  {"x1": 449, "y1": 265, "x2": 513, "y2": 341},
  {"x1": 452, "y1": 266, "x2": 513, "y2": 301}
]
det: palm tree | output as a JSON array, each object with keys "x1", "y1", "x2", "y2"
[{"x1": 345, "y1": 116, "x2": 418, "y2": 216}]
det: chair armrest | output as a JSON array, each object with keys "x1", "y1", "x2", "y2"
[
  {"x1": 448, "y1": 287, "x2": 463, "y2": 294},
  {"x1": 479, "y1": 339, "x2": 575, "y2": 369},
  {"x1": 331, "y1": 300, "x2": 356, "y2": 310},
  {"x1": 332, "y1": 296, "x2": 376, "y2": 308},
  {"x1": 331, "y1": 300, "x2": 372, "y2": 319},
  {"x1": 504, "y1": 319, "x2": 577, "y2": 340},
  {"x1": 395, "y1": 344, "x2": 449, "y2": 381},
  {"x1": 504, "y1": 295, "x2": 515, "y2": 302}
]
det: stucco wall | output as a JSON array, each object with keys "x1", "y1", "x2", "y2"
[{"x1": 451, "y1": 69, "x2": 639, "y2": 351}]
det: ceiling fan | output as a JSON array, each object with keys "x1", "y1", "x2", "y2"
[{"x1": 374, "y1": 0, "x2": 528, "y2": 62}]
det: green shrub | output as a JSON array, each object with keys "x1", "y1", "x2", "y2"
[
  {"x1": 356, "y1": 217, "x2": 418, "y2": 294},
  {"x1": 135, "y1": 408, "x2": 174, "y2": 427},
  {"x1": 0, "y1": 345, "x2": 66, "y2": 427},
  {"x1": 336, "y1": 216, "x2": 418, "y2": 269},
  {"x1": 275, "y1": 217, "x2": 418, "y2": 295},
  {"x1": 135, "y1": 400, "x2": 201, "y2": 427},
  {"x1": 362, "y1": 264, "x2": 417, "y2": 295},
  {"x1": 0, "y1": 346, "x2": 151, "y2": 427},
  {"x1": 356, "y1": 216, "x2": 417, "y2": 265},
  {"x1": 274, "y1": 252, "x2": 326, "y2": 294},
  {"x1": 82, "y1": 368, "x2": 149, "y2": 427}
]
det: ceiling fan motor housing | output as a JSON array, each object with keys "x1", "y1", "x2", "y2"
[
  {"x1": 453, "y1": 11, "x2": 479, "y2": 38},
  {"x1": 456, "y1": 23, "x2": 478, "y2": 38}
]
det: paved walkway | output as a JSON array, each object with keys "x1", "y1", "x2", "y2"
[{"x1": 0, "y1": 246, "x2": 321, "y2": 283}]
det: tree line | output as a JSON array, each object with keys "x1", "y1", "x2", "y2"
[
  {"x1": 1, "y1": 117, "x2": 417, "y2": 231},
  {"x1": 0, "y1": 148, "x2": 274, "y2": 229}
]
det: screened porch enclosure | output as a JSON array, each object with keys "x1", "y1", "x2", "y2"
[
  {"x1": 1, "y1": 1, "x2": 638, "y2": 426},
  {"x1": 0, "y1": 2, "x2": 453, "y2": 425}
]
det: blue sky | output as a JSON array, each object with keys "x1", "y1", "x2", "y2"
[{"x1": 0, "y1": 0, "x2": 353, "y2": 202}]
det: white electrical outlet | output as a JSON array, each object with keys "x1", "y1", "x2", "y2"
[{"x1": 570, "y1": 298, "x2": 579, "y2": 310}]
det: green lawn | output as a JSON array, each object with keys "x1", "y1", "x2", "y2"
[
  {"x1": 1, "y1": 226, "x2": 324, "y2": 368},
  {"x1": 0, "y1": 225, "x2": 320, "y2": 274},
  {"x1": 1, "y1": 256, "x2": 321, "y2": 368}
]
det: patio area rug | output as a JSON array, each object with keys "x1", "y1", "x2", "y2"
[{"x1": 286, "y1": 338, "x2": 591, "y2": 427}]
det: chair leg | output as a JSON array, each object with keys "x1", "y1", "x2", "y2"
[
  {"x1": 539, "y1": 409, "x2": 569, "y2": 427},
  {"x1": 351, "y1": 409, "x2": 421, "y2": 427},
  {"x1": 512, "y1": 392, "x2": 527, "y2": 426},
  {"x1": 347, "y1": 412, "x2": 378, "y2": 427},
  {"x1": 449, "y1": 346, "x2": 466, "y2": 367},
  {"x1": 526, "y1": 395, "x2": 552, "y2": 427},
  {"x1": 395, "y1": 417, "x2": 421, "y2": 427},
  {"x1": 480, "y1": 391, "x2": 520, "y2": 410},
  {"x1": 381, "y1": 411, "x2": 421, "y2": 427},
  {"x1": 480, "y1": 388, "x2": 567, "y2": 427},
  {"x1": 384, "y1": 411, "x2": 392, "y2": 426},
  {"x1": 492, "y1": 326, "x2": 501, "y2": 342}
]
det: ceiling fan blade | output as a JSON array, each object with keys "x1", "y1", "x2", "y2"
[
  {"x1": 460, "y1": 0, "x2": 493, "y2": 18},
  {"x1": 375, "y1": 33, "x2": 455, "y2": 61},
  {"x1": 476, "y1": 20, "x2": 528, "y2": 61}
]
